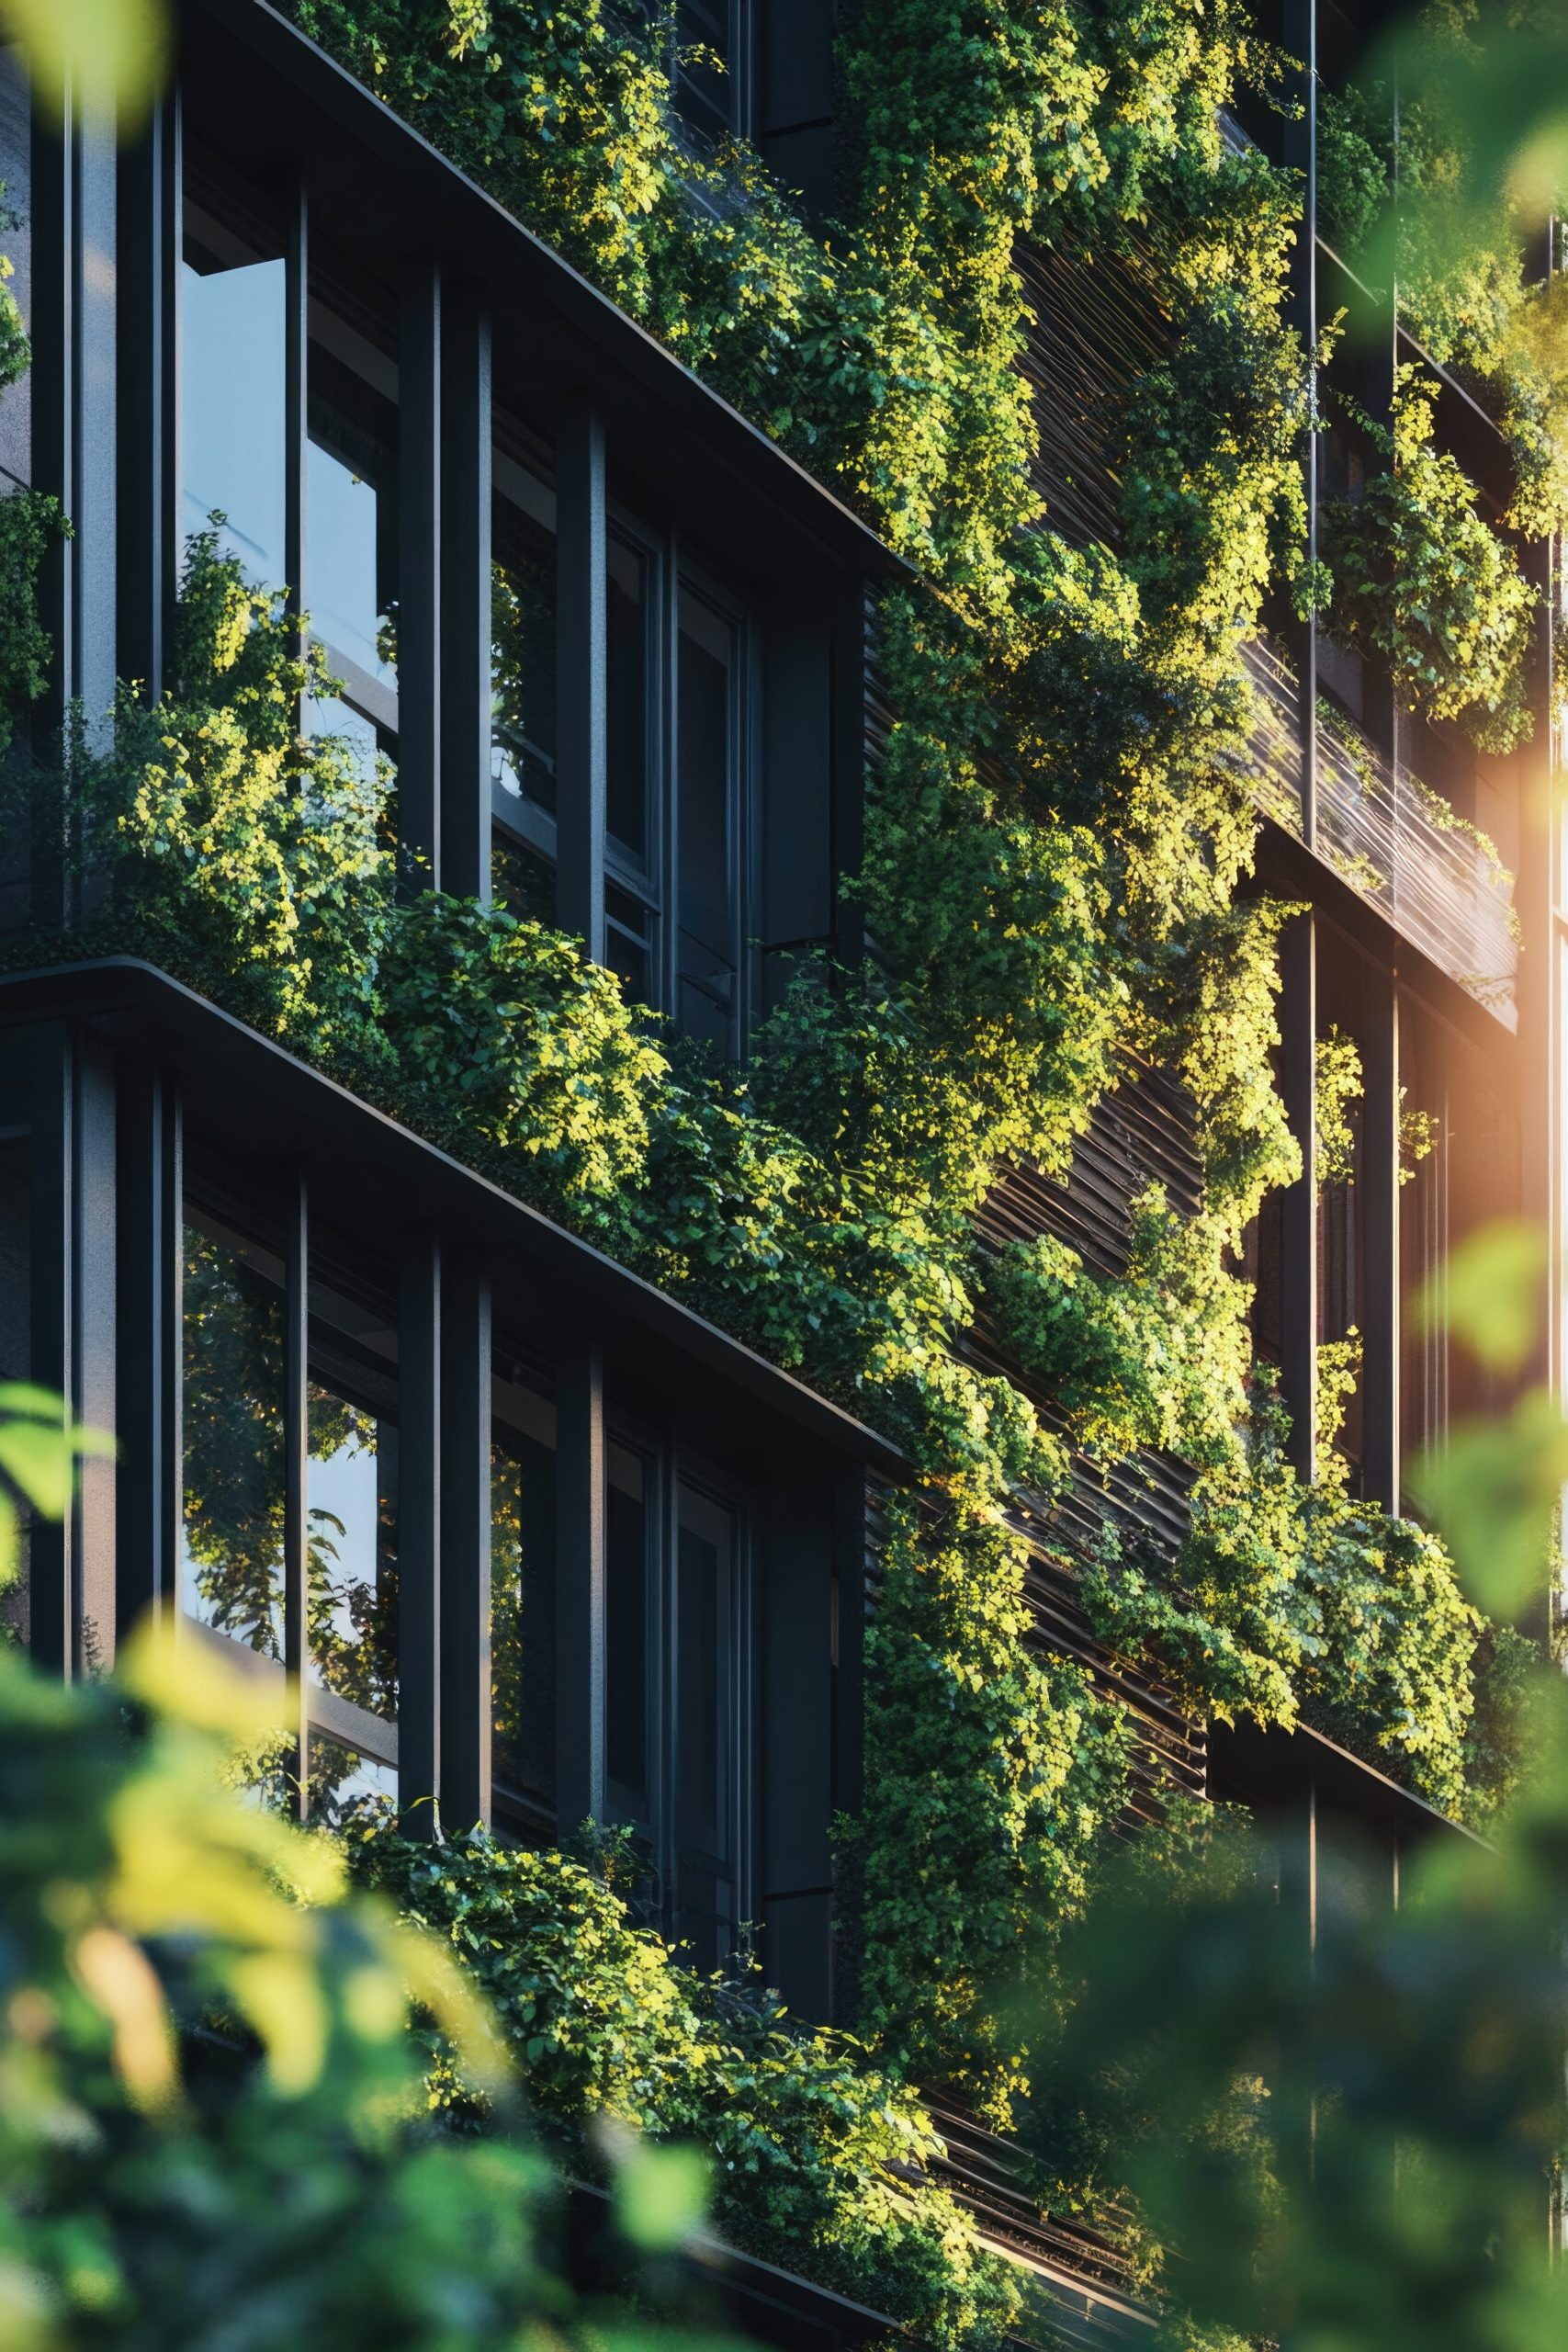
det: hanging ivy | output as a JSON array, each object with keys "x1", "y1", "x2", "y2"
[{"x1": 1322, "y1": 369, "x2": 1538, "y2": 752}]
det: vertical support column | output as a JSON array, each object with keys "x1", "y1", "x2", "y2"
[
  {"x1": 440, "y1": 280, "x2": 492, "y2": 905},
  {"x1": 28, "y1": 1027, "x2": 115, "y2": 1675},
  {"x1": 399, "y1": 1227, "x2": 441, "y2": 1835},
  {"x1": 400, "y1": 254, "x2": 443, "y2": 888},
  {"x1": 1279, "y1": 911, "x2": 1318, "y2": 1479},
  {"x1": 1362, "y1": 972, "x2": 1402, "y2": 1512},
  {"x1": 115, "y1": 1057, "x2": 180, "y2": 1640},
  {"x1": 283, "y1": 1169, "x2": 310, "y2": 1820},
  {"x1": 555, "y1": 1338, "x2": 605, "y2": 1833},
  {"x1": 74, "y1": 1040, "x2": 116, "y2": 1671},
  {"x1": 32, "y1": 90, "x2": 117, "y2": 723},
  {"x1": 28, "y1": 1027, "x2": 73, "y2": 1675},
  {"x1": 117, "y1": 91, "x2": 178, "y2": 698},
  {"x1": 440, "y1": 1251, "x2": 491, "y2": 1830},
  {"x1": 555, "y1": 400, "x2": 606, "y2": 960},
  {"x1": 1282, "y1": 0, "x2": 1318, "y2": 852},
  {"x1": 284, "y1": 177, "x2": 308, "y2": 642}
]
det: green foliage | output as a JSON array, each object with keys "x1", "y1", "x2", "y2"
[
  {"x1": 9, "y1": 0, "x2": 1522, "y2": 2177},
  {"x1": 1315, "y1": 1024, "x2": 1362, "y2": 1188},
  {"x1": 853, "y1": 1490, "x2": 1134, "y2": 2126},
  {"x1": 349, "y1": 1823, "x2": 1025, "y2": 2352},
  {"x1": 1322, "y1": 369, "x2": 1538, "y2": 752}
]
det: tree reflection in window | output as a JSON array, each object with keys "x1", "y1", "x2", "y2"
[
  {"x1": 181, "y1": 1216, "x2": 288, "y2": 1656},
  {"x1": 306, "y1": 1370, "x2": 399, "y2": 1724},
  {"x1": 491, "y1": 1401, "x2": 556, "y2": 1818}
]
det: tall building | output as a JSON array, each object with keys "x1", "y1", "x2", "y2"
[{"x1": 0, "y1": 1, "x2": 1553, "y2": 2341}]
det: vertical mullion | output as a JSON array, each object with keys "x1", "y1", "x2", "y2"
[
  {"x1": 399, "y1": 1227, "x2": 441, "y2": 1835},
  {"x1": 284, "y1": 1168, "x2": 310, "y2": 1820},
  {"x1": 400, "y1": 253, "x2": 443, "y2": 887},
  {"x1": 1283, "y1": 0, "x2": 1317, "y2": 849},
  {"x1": 284, "y1": 175, "x2": 307, "y2": 644},
  {"x1": 665, "y1": 534, "x2": 681, "y2": 1020},
  {"x1": 660, "y1": 1449, "x2": 677, "y2": 1942},
  {"x1": 117, "y1": 88, "x2": 178, "y2": 699},
  {"x1": 554, "y1": 1340, "x2": 605, "y2": 1829},
  {"x1": 439, "y1": 1251, "x2": 491, "y2": 1830},
  {"x1": 1361, "y1": 974, "x2": 1402, "y2": 1512},
  {"x1": 1279, "y1": 910, "x2": 1318, "y2": 1479},
  {"x1": 555, "y1": 401, "x2": 607, "y2": 959},
  {"x1": 116, "y1": 1058, "x2": 180, "y2": 1640},
  {"x1": 440, "y1": 279, "x2": 492, "y2": 905},
  {"x1": 829, "y1": 1459, "x2": 867, "y2": 2030},
  {"x1": 28, "y1": 1025, "x2": 73, "y2": 1676}
]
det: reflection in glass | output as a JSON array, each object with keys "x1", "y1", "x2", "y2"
[
  {"x1": 676, "y1": 585, "x2": 738, "y2": 1048},
  {"x1": 308, "y1": 1271, "x2": 399, "y2": 1721},
  {"x1": 491, "y1": 1406, "x2": 557, "y2": 1810},
  {"x1": 491, "y1": 472, "x2": 558, "y2": 816},
  {"x1": 673, "y1": 1481, "x2": 735, "y2": 1966},
  {"x1": 607, "y1": 536, "x2": 651, "y2": 865},
  {"x1": 605, "y1": 1442, "x2": 651, "y2": 1816},
  {"x1": 307, "y1": 326, "x2": 398, "y2": 712},
  {"x1": 307, "y1": 1732, "x2": 397, "y2": 1830},
  {"x1": 0, "y1": 47, "x2": 33, "y2": 489},
  {"x1": 674, "y1": 0, "x2": 739, "y2": 144},
  {"x1": 181, "y1": 208, "x2": 287, "y2": 590},
  {"x1": 181, "y1": 1214, "x2": 288, "y2": 1656}
]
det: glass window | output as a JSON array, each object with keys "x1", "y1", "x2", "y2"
[
  {"x1": 676, "y1": 583, "x2": 739, "y2": 1049},
  {"x1": 181, "y1": 187, "x2": 287, "y2": 593},
  {"x1": 0, "y1": 45, "x2": 33, "y2": 492},
  {"x1": 180, "y1": 1205, "x2": 288, "y2": 1657},
  {"x1": 307, "y1": 1257, "x2": 399, "y2": 1724},
  {"x1": 673, "y1": 1480, "x2": 736, "y2": 1967},
  {"x1": 675, "y1": 0, "x2": 743, "y2": 144},
  {"x1": 491, "y1": 454, "x2": 558, "y2": 821},
  {"x1": 307, "y1": 1732, "x2": 397, "y2": 1830},
  {"x1": 491, "y1": 1371, "x2": 557, "y2": 1815},
  {"x1": 607, "y1": 534, "x2": 654, "y2": 871},
  {"x1": 307, "y1": 281, "x2": 399, "y2": 747},
  {"x1": 605, "y1": 1440, "x2": 654, "y2": 1823}
]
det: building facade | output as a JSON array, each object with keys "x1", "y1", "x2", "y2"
[{"x1": 0, "y1": 0, "x2": 1551, "y2": 2341}]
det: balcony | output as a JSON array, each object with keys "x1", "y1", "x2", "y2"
[{"x1": 1243, "y1": 639, "x2": 1519, "y2": 1027}]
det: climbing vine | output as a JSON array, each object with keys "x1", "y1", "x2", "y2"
[{"x1": 1, "y1": 0, "x2": 1540, "y2": 2215}]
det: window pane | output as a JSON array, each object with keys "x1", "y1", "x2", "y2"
[
  {"x1": 308, "y1": 1265, "x2": 399, "y2": 1721},
  {"x1": 675, "y1": 0, "x2": 739, "y2": 143},
  {"x1": 307, "y1": 1732, "x2": 397, "y2": 1830},
  {"x1": 675, "y1": 1482, "x2": 731, "y2": 1857},
  {"x1": 606, "y1": 880, "x2": 653, "y2": 1008},
  {"x1": 493, "y1": 832, "x2": 558, "y2": 925},
  {"x1": 676, "y1": 585, "x2": 738, "y2": 1046},
  {"x1": 605, "y1": 1442, "x2": 652, "y2": 1814},
  {"x1": 181, "y1": 200, "x2": 287, "y2": 591},
  {"x1": 607, "y1": 536, "x2": 651, "y2": 865},
  {"x1": 181, "y1": 1212, "x2": 288, "y2": 1657},
  {"x1": 491, "y1": 1386, "x2": 557, "y2": 1812},
  {"x1": 307, "y1": 300, "x2": 398, "y2": 720},
  {"x1": 0, "y1": 46, "x2": 33, "y2": 490},
  {"x1": 491, "y1": 461, "x2": 558, "y2": 818}
]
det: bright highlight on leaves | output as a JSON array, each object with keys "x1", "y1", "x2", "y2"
[{"x1": 0, "y1": 0, "x2": 169, "y2": 127}]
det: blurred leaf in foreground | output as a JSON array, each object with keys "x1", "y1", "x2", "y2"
[{"x1": 0, "y1": 0, "x2": 168, "y2": 129}]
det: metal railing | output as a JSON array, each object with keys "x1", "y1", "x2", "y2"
[{"x1": 1242, "y1": 638, "x2": 1519, "y2": 1026}]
